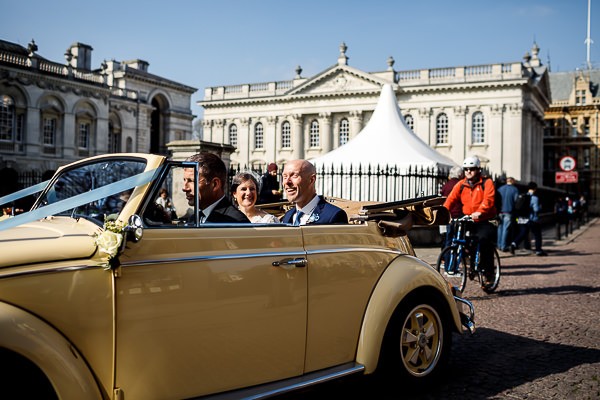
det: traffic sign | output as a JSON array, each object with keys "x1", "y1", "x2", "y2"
[
  {"x1": 555, "y1": 171, "x2": 578, "y2": 183},
  {"x1": 559, "y1": 156, "x2": 576, "y2": 172}
]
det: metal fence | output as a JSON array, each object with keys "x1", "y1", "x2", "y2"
[{"x1": 230, "y1": 163, "x2": 450, "y2": 202}]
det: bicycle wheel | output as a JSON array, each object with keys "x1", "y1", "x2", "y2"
[
  {"x1": 479, "y1": 248, "x2": 501, "y2": 293},
  {"x1": 436, "y1": 246, "x2": 468, "y2": 292}
]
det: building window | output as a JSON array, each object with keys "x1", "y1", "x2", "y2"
[
  {"x1": 584, "y1": 117, "x2": 590, "y2": 136},
  {"x1": 254, "y1": 122, "x2": 264, "y2": 149},
  {"x1": 43, "y1": 117, "x2": 57, "y2": 153},
  {"x1": 436, "y1": 113, "x2": 448, "y2": 145},
  {"x1": 575, "y1": 90, "x2": 586, "y2": 105},
  {"x1": 281, "y1": 121, "x2": 291, "y2": 148},
  {"x1": 472, "y1": 112, "x2": 485, "y2": 144},
  {"x1": 404, "y1": 114, "x2": 414, "y2": 130},
  {"x1": 108, "y1": 121, "x2": 121, "y2": 153},
  {"x1": 79, "y1": 122, "x2": 90, "y2": 150},
  {"x1": 126, "y1": 137, "x2": 133, "y2": 152},
  {"x1": 309, "y1": 120, "x2": 320, "y2": 147},
  {"x1": 571, "y1": 118, "x2": 578, "y2": 136},
  {"x1": 0, "y1": 95, "x2": 14, "y2": 141},
  {"x1": 229, "y1": 124, "x2": 238, "y2": 147},
  {"x1": 339, "y1": 118, "x2": 349, "y2": 146}
]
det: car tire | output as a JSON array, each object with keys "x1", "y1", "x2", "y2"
[{"x1": 379, "y1": 294, "x2": 452, "y2": 388}]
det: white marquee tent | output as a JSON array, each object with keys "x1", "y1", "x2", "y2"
[{"x1": 311, "y1": 84, "x2": 457, "y2": 201}]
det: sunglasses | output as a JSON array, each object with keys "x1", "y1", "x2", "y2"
[{"x1": 464, "y1": 167, "x2": 479, "y2": 172}]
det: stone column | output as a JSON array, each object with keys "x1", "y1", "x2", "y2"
[
  {"x1": 490, "y1": 104, "x2": 504, "y2": 174},
  {"x1": 239, "y1": 118, "x2": 251, "y2": 167},
  {"x1": 319, "y1": 112, "x2": 332, "y2": 153},
  {"x1": 25, "y1": 106, "x2": 40, "y2": 156},
  {"x1": 62, "y1": 112, "x2": 75, "y2": 158},
  {"x1": 453, "y1": 106, "x2": 466, "y2": 161},
  {"x1": 203, "y1": 119, "x2": 213, "y2": 143},
  {"x1": 291, "y1": 114, "x2": 304, "y2": 159},
  {"x1": 349, "y1": 111, "x2": 363, "y2": 141},
  {"x1": 266, "y1": 116, "x2": 278, "y2": 162}
]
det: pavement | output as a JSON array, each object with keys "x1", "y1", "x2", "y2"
[
  {"x1": 413, "y1": 218, "x2": 595, "y2": 267},
  {"x1": 280, "y1": 216, "x2": 600, "y2": 399}
]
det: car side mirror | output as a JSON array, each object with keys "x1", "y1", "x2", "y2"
[{"x1": 125, "y1": 214, "x2": 144, "y2": 242}]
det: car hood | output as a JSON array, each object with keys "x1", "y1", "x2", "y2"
[{"x1": 0, "y1": 217, "x2": 100, "y2": 268}]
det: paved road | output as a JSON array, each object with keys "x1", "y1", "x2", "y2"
[{"x1": 279, "y1": 219, "x2": 600, "y2": 399}]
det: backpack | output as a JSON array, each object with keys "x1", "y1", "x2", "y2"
[{"x1": 513, "y1": 193, "x2": 532, "y2": 218}]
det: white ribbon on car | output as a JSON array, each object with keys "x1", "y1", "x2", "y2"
[
  {"x1": 0, "y1": 168, "x2": 160, "y2": 232},
  {"x1": 0, "y1": 181, "x2": 49, "y2": 206}
]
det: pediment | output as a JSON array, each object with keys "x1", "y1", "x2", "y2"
[{"x1": 288, "y1": 65, "x2": 390, "y2": 96}]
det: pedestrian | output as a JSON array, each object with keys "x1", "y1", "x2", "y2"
[
  {"x1": 281, "y1": 159, "x2": 348, "y2": 225},
  {"x1": 496, "y1": 177, "x2": 519, "y2": 252},
  {"x1": 258, "y1": 163, "x2": 282, "y2": 204},
  {"x1": 440, "y1": 166, "x2": 464, "y2": 248},
  {"x1": 510, "y1": 181, "x2": 547, "y2": 256}
]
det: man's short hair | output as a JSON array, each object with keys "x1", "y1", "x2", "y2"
[{"x1": 187, "y1": 152, "x2": 227, "y2": 183}]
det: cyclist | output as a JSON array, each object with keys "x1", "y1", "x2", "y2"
[{"x1": 443, "y1": 156, "x2": 497, "y2": 281}]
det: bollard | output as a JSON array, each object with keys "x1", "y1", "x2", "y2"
[{"x1": 555, "y1": 222, "x2": 561, "y2": 240}]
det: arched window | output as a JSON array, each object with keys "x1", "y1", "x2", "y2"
[
  {"x1": 339, "y1": 118, "x2": 349, "y2": 146},
  {"x1": 254, "y1": 122, "x2": 264, "y2": 149},
  {"x1": 0, "y1": 95, "x2": 15, "y2": 141},
  {"x1": 309, "y1": 120, "x2": 320, "y2": 147},
  {"x1": 436, "y1": 113, "x2": 449, "y2": 145},
  {"x1": 281, "y1": 121, "x2": 291, "y2": 148},
  {"x1": 0, "y1": 94, "x2": 24, "y2": 152},
  {"x1": 472, "y1": 112, "x2": 485, "y2": 144},
  {"x1": 78, "y1": 122, "x2": 90, "y2": 154},
  {"x1": 404, "y1": 114, "x2": 414, "y2": 130},
  {"x1": 126, "y1": 137, "x2": 133, "y2": 152},
  {"x1": 229, "y1": 124, "x2": 238, "y2": 147}
]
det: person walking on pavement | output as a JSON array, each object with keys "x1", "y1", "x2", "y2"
[
  {"x1": 510, "y1": 181, "x2": 547, "y2": 256},
  {"x1": 497, "y1": 177, "x2": 519, "y2": 252}
]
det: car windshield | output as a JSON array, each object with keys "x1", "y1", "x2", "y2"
[{"x1": 36, "y1": 158, "x2": 147, "y2": 225}]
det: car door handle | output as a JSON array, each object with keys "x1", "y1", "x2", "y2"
[{"x1": 272, "y1": 258, "x2": 307, "y2": 269}]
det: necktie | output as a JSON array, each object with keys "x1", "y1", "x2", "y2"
[{"x1": 293, "y1": 210, "x2": 304, "y2": 226}]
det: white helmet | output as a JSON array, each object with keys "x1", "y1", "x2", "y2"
[{"x1": 462, "y1": 156, "x2": 481, "y2": 168}]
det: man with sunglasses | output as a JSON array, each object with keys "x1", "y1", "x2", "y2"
[{"x1": 443, "y1": 156, "x2": 497, "y2": 283}]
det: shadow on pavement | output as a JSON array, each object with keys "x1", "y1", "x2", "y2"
[{"x1": 280, "y1": 328, "x2": 600, "y2": 400}]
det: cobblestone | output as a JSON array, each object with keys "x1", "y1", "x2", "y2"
[{"x1": 279, "y1": 219, "x2": 600, "y2": 399}]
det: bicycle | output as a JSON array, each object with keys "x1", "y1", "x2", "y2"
[{"x1": 436, "y1": 215, "x2": 501, "y2": 293}]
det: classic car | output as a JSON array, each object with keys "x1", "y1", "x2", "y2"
[{"x1": 0, "y1": 153, "x2": 474, "y2": 399}]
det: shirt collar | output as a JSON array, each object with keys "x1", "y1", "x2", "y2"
[
  {"x1": 201, "y1": 195, "x2": 225, "y2": 221},
  {"x1": 296, "y1": 195, "x2": 319, "y2": 220}
]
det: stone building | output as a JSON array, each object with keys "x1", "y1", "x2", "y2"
[
  {"x1": 545, "y1": 68, "x2": 600, "y2": 211},
  {"x1": 0, "y1": 38, "x2": 196, "y2": 181},
  {"x1": 199, "y1": 43, "x2": 550, "y2": 184}
]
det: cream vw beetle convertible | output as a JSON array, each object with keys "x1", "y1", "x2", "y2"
[{"x1": 0, "y1": 153, "x2": 474, "y2": 399}]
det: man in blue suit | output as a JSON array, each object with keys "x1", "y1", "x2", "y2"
[{"x1": 281, "y1": 159, "x2": 347, "y2": 225}]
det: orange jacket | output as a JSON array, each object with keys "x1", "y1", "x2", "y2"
[{"x1": 443, "y1": 176, "x2": 497, "y2": 221}]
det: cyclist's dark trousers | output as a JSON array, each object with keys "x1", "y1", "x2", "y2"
[{"x1": 470, "y1": 221, "x2": 497, "y2": 271}]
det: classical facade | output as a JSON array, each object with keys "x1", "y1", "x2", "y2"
[
  {"x1": 199, "y1": 43, "x2": 550, "y2": 184},
  {"x1": 545, "y1": 68, "x2": 600, "y2": 211},
  {"x1": 0, "y1": 38, "x2": 196, "y2": 180}
]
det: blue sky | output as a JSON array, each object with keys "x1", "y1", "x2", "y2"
[{"x1": 1, "y1": 0, "x2": 598, "y2": 118}]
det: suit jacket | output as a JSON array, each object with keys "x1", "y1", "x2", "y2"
[
  {"x1": 205, "y1": 197, "x2": 250, "y2": 223},
  {"x1": 282, "y1": 196, "x2": 348, "y2": 225}
]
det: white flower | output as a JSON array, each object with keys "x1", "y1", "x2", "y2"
[
  {"x1": 96, "y1": 230, "x2": 123, "y2": 258},
  {"x1": 95, "y1": 220, "x2": 125, "y2": 269},
  {"x1": 307, "y1": 213, "x2": 320, "y2": 224}
]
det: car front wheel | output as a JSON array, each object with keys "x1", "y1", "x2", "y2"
[{"x1": 380, "y1": 296, "x2": 451, "y2": 386}]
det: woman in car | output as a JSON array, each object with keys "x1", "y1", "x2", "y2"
[{"x1": 231, "y1": 171, "x2": 280, "y2": 224}]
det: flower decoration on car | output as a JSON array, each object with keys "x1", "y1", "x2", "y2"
[
  {"x1": 95, "y1": 219, "x2": 126, "y2": 270},
  {"x1": 306, "y1": 213, "x2": 320, "y2": 224}
]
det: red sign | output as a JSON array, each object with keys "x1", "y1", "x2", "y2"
[
  {"x1": 559, "y1": 156, "x2": 576, "y2": 171},
  {"x1": 555, "y1": 171, "x2": 578, "y2": 183}
]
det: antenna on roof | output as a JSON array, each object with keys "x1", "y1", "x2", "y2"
[{"x1": 585, "y1": 0, "x2": 593, "y2": 70}]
